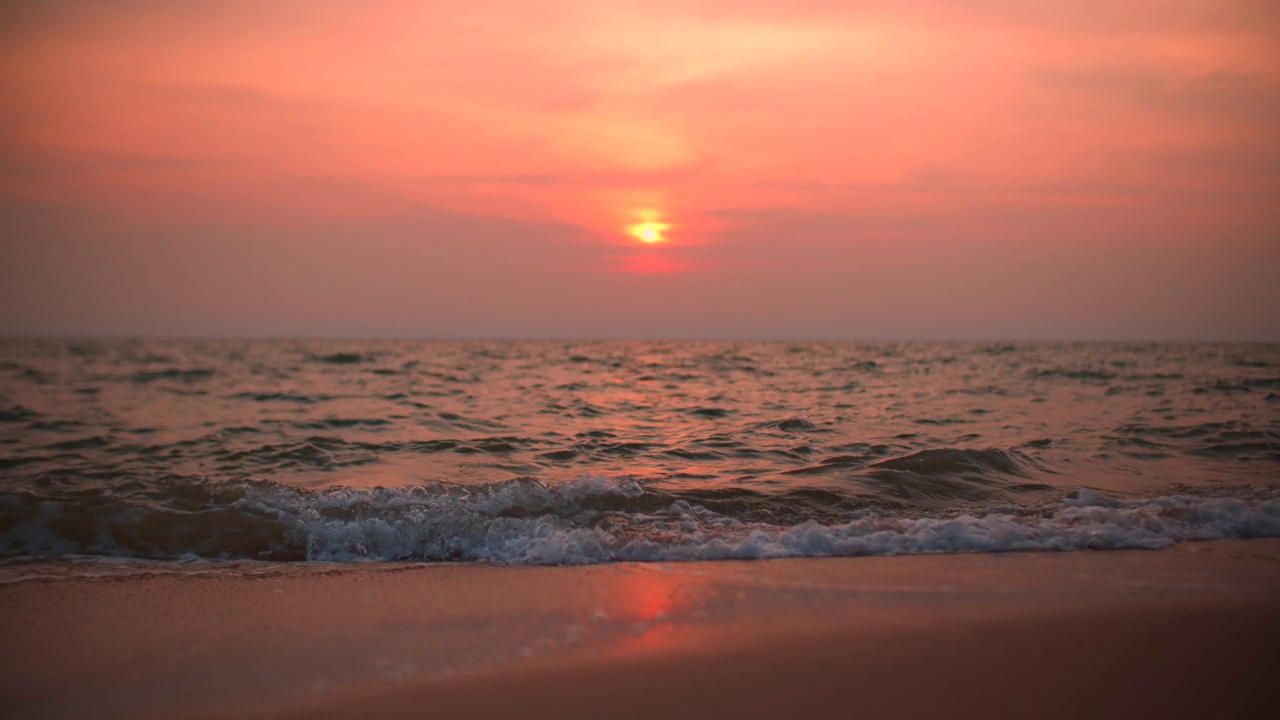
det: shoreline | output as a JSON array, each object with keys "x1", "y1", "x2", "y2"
[{"x1": 3, "y1": 540, "x2": 1279, "y2": 719}]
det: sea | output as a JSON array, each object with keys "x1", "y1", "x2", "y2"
[{"x1": 1, "y1": 339, "x2": 1278, "y2": 565}]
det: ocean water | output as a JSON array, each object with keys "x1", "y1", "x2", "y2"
[{"x1": 1, "y1": 339, "x2": 1277, "y2": 564}]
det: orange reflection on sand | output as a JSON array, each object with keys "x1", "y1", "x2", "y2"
[{"x1": 605, "y1": 566, "x2": 709, "y2": 656}]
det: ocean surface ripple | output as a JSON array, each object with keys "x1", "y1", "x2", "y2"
[{"x1": 1, "y1": 339, "x2": 1277, "y2": 563}]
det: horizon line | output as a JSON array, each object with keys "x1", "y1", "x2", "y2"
[{"x1": 2, "y1": 334, "x2": 1277, "y2": 345}]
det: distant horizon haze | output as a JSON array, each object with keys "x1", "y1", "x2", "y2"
[{"x1": 2, "y1": 334, "x2": 1277, "y2": 345}]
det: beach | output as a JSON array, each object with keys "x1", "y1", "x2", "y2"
[
  {"x1": 5, "y1": 0, "x2": 1279, "y2": 717},
  {"x1": 3, "y1": 539, "x2": 1278, "y2": 719}
]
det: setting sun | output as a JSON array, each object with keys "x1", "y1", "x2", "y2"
[{"x1": 627, "y1": 220, "x2": 670, "y2": 244}]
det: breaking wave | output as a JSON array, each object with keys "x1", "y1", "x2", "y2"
[{"x1": 2, "y1": 476, "x2": 1276, "y2": 564}]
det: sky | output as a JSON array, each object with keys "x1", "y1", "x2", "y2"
[{"x1": 1, "y1": 0, "x2": 1278, "y2": 340}]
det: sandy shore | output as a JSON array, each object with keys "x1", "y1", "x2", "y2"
[{"x1": 2, "y1": 540, "x2": 1279, "y2": 719}]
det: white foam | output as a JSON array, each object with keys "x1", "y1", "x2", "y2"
[
  {"x1": 287, "y1": 486, "x2": 1280, "y2": 564},
  {"x1": 5, "y1": 475, "x2": 1278, "y2": 564}
]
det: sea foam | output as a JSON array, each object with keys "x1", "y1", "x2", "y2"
[
  {"x1": 296, "y1": 485, "x2": 1280, "y2": 563},
  {"x1": 3, "y1": 475, "x2": 1277, "y2": 564}
]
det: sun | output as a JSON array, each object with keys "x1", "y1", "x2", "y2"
[{"x1": 627, "y1": 220, "x2": 670, "y2": 244}]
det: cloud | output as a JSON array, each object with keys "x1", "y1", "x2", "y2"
[{"x1": 1037, "y1": 68, "x2": 1280, "y2": 124}]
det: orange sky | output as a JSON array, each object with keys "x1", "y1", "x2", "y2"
[{"x1": 2, "y1": 0, "x2": 1278, "y2": 339}]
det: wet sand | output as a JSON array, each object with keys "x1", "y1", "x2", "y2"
[{"x1": 2, "y1": 540, "x2": 1279, "y2": 719}]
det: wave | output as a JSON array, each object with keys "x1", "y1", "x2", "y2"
[
  {"x1": 1108, "y1": 422, "x2": 1278, "y2": 461},
  {"x1": 1032, "y1": 367, "x2": 1118, "y2": 381},
  {"x1": 1, "y1": 476, "x2": 1275, "y2": 564},
  {"x1": 0, "y1": 406, "x2": 40, "y2": 423},
  {"x1": 130, "y1": 368, "x2": 215, "y2": 383},
  {"x1": 312, "y1": 352, "x2": 367, "y2": 364},
  {"x1": 868, "y1": 448, "x2": 1030, "y2": 475}
]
